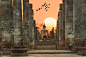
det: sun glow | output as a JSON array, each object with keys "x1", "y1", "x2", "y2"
[{"x1": 43, "y1": 17, "x2": 56, "y2": 30}]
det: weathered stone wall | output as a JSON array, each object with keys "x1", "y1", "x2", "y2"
[
  {"x1": 1, "y1": 0, "x2": 13, "y2": 42},
  {"x1": 65, "y1": 0, "x2": 73, "y2": 45},
  {"x1": 23, "y1": 0, "x2": 29, "y2": 42},
  {"x1": 29, "y1": 4, "x2": 33, "y2": 39},
  {"x1": 0, "y1": 0, "x2": 37, "y2": 47},
  {"x1": 56, "y1": 12, "x2": 60, "y2": 49},
  {"x1": 62, "y1": 0, "x2": 65, "y2": 49},
  {"x1": 73, "y1": 0, "x2": 86, "y2": 39},
  {"x1": 34, "y1": 27, "x2": 37, "y2": 43},
  {"x1": 59, "y1": 4, "x2": 63, "y2": 45},
  {"x1": 81, "y1": 0, "x2": 86, "y2": 39},
  {"x1": 28, "y1": 4, "x2": 36, "y2": 45},
  {"x1": 32, "y1": 20, "x2": 35, "y2": 45},
  {"x1": 13, "y1": 0, "x2": 22, "y2": 45},
  {"x1": 37, "y1": 30, "x2": 39, "y2": 40}
]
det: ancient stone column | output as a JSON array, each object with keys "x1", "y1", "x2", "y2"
[
  {"x1": 36, "y1": 28, "x2": 38, "y2": 42},
  {"x1": 34, "y1": 27, "x2": 37, "y2": 43},
  {"x1": 1, "y1": 0, "x2": 13, "y2": 42},
  {"x1": 73, "y1": 0, "x2": 83, "y2": 39},
  {"x1": 13, "y1": 0, "x2": 22, "y2": 45},
  {"x1": 59, "y1": 4, "x2": 63, "y2": 45},
  {"x1": 23, "y1": 0, "x2": 29, "y2": 42},
  {"x1": 65, "y1": 0, "x2": 73, "y2": 45},
  {"x1": 0, "y1": 0, "x2": 1, "y2": 6},
  {"x1": 81, "y1": 0, "x2": 86, "y2": 39},
  {"x1": 34, "y1": 27, "x2": 36, "y2": 43},
  {"x1": 56, "y1": 12, "x2": 60, "y2": 49},
  {"x1": 0, "y1": 0, "x2": 5, "y2": 41},
  {"x1": 29, "y1": 4, "x2": 33, "y2": 39},
  {"x1": 33, "y1": 27, "x2": 37, "y2": 49},
  {"x1": 0, "y1": 0, "x2": 3, "y2": 22},
  {"x1": 73, "y1": 0, "x2": 86, "y2": 40},
  {"x1": 32, "y1": 20, "x2": 35, "y2": 45},
  {"x1": 62, "y1": 0, "x2": 65, "y2": 49}
]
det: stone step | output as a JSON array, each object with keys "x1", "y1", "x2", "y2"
[
  {"x1": 36, "y1": 48, "x2": 56, "y2": 50},
  {"x1": 36, "y1": 45, "x2": 56, "y2": 50},
  {"x1": 37, "y1": 41, "x2": 56, "y2": 44},
  {"x1": 27, "y1": 50, "x2": 75, "y2": 54}
]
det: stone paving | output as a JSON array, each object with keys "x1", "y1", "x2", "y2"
[
  {"x1": 0, "y1": 50, "x2": 86, "y2": 57},
  {"x1": 0, "y1": 54, "x2": 86, "y2": 57}
]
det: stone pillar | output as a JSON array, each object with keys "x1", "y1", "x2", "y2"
[
  {"x1": 13, "y1": 0, "x2": 22, "y2": 46},
  {"x1": 35, "y1": 27, "x2": 37, "y2": 43},
  {"x1": 73, "y1": 0, "x2": 83, "y2": 39},
  {"x1": 59, "y1": 4, "x2": 63, "y2": 45},
  {"x1": 73, "y1": 0, "x2": 86, "y2": 41},
  {"x1": 65, "y1": 0, "x2": 73, "y2": 45},
  {"x1": 29, "y1": 4, "x2": 33, "y2": 39},
  {"x1": 56, "y1": 12, "x2": 60, "y2": 49},
  {"x1": 32, "y1": 20, "x2": 35, "y2": 45},
  {"x1": 1, "y1": 0, "x2": 13, "y2": 42},
  {"x1": 81, "y1": 0, "x2": 86, "y2": 39},
  {"x1": 0, "y1": 0, "x2": 1, "y2": 6},
  {"x1": 0, "y1": 0, "x2": 5, "y2": 42},
  {"x1": 62, "y1": 0, "x2": 65, "y2": 49},
  {"x1": 34, "y1": 27, "x2": 36, "y2": 43},
  {"x1": 37, "y1": 30, "x2": 39, "y2": 40},
  {"x1": 34, "y1": 27, "x2": 38, "y2": 49},
  {"x1": 0, "y1": 0, "x2": 5, "y2": 38},
  {"x1": 23, "y1": 0, "x2": 29, "y2": 42},
  {"x1": 0, "y1": 0, "x2": 5, "y2": 22}
]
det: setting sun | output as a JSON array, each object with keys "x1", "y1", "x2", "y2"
[{"x1": 43, "y1": 17, "x2": 56, "y2": 30}]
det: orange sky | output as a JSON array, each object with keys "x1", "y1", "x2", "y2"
[
  {"x1": 21, "y1": 0, "x2": 62, "y2": 32},
  {"x1": 29, "y1": 0, "x2": 62, "y2": 24}
]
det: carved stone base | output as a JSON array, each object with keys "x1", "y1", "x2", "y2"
[
  {"x1": 77, "y1": 51, "x2": 86, "y2": 55},
  {"x1": 77, "y1": 47, "x2": 86, "y2": 55},
  {"x1": 11, "y1": 47, "x2": 28, "y2": 56},
  {"x1": 11, "y1": 53, "x2": 28, "y2": 56}
]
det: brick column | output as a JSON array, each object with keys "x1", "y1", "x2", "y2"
[
  {"x1": 62, "y1": 0, "x2": 65, "y2": 50},
  {"x1": 29, "y1": 4, "x2": 33, "y2": 39},
  {"x1": 23, "y1": 0, "x2": 29, "y2": 42},
  {"x1": 65, "y1": 0, "x2": 73, "y2": 45},
  {"x1": 81, "y1": 0, "x2": 86, "y2": 39},
  {"x1": 56, "y1": 12, "x2": 60, "y2": 49},
  {"x1": 59, "y1": 4, "x2": 63, "y2": 46},
  {"x1": 1, "y1": 0, "x2": 13, "y2": 42},
  {"x1": 13, "y1": 0, "x2": 22, "y2": 46},
  {"x1": 73, "y1": 0, "x2": 83, "y2": 39}
]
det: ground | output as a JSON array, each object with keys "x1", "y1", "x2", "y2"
[
  {"x1": 0, "y1": 50, "x2": 86, "y2": 57},
  {"x1": 0, "y1": 54, "x2": 85, "y2": 57}
]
